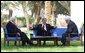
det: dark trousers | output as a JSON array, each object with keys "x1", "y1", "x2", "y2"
[
  {"x1": 61, "y1": 33, "x2": 78, "y2": 45},
  {"x1": 61, "y1": 33, "x2": 68, "y2": 45},
  {"x1": 19, "y1": 32, "x2": 31, "y2": 45}
]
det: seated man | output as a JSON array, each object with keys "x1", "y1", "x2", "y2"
[
  {"x1": 61, "y1": 17, "x2": 78, "y2": 46},
  {"x1": 6, "y1": 18, "x2": 32, "y2": 46},
  {"x1": 30, "y1": 18, "x2": 55, "y2": 45}
]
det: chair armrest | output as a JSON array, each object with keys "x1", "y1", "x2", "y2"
[
  {"x1": 5, "y1": 33, "x2": 17, "y2": 34},
  {"x1": 70, "y1": 33, "x2": 80, "y2": 34},
  {"x1": 68, "y1": 33, "x2": 81, "y2": 36},
  {"x1": 5, "y1": 33, "x2": 19, "y2": 37}
]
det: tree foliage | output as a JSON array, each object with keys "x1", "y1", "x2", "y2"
[{"x1": 1, "y1": 1, "x2": 70, "y2": 27}]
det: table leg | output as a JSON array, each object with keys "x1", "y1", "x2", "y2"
[
  {"x1": 54, "y1": 39, "x2": 58, "y2": 45},
  {"x1": 37, "y1": 39, "x2": 41, "y2": 46}
]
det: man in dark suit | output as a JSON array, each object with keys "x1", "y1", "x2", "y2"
[
  {"x1": 31, "y1": 18, "x2": 55, "y2": 45},
  {"x1": 6, "y1": 18, "x2": 32, "y2": 46},
  {"x1": 61, "y1": 17, "x2": 78, "y2": 46}
]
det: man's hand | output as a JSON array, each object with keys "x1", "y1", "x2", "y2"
[
  {"x1": 28, "y1": 24, "x2": 33, "y2": 30},
  {"x1": 17, "y1": 33, "x2": 20, "y2": 36}
]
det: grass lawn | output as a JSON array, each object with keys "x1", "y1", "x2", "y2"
[
  {"x1": 1, "y1": 38, "x2": 84, "y2": 52},
  {"x1": 1, "y1": 27, "x2": 84, "y2": 52}
]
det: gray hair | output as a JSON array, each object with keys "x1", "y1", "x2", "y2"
[
  {"x1": 64, "y1": 15, "x2": 71, "y2": 20},
  {"x1": 10, "y1": 17, "x2": 15, "y2": 22}
]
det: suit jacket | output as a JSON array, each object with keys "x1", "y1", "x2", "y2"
[
  {"x1": 6, "y1": 21, "x2": 21, "y2": 37},
  {"x1": 32, "y1": 24, "x2": 55, "y2": 36},
  {"x1": 64, "y1": 20, "x2": 78, "y2": 37}
]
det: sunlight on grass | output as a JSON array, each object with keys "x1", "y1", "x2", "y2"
[
  {"x1": 1, "y1": 46, "x2": 84, "y2": 52},
  {"x1": 1, "y1": 38, "x2": 84, "y2": 52}
]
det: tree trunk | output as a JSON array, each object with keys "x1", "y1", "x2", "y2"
[
  {"x1": 52, "y1": 3, "x2": 56, "y2": 26},
  {"x1": 22, "y1": 1, "x2": 29, "y2": 28},
  {"x1": 45, "y1": 1, "x2": 52, "y2": 25},
  {"x1": 34, "y1": 2, "x2": 41, "y2": 25},
  {"x1": 9, "y1": 9, "x2": 13, "y2": 19}
]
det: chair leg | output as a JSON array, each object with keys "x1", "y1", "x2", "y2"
[
  {"x1": 37, "y1": 39, "x2": 41, "y2": 46},
  {"x1": 66, "y1": 35, "x2": 70, "y2": 46},
  {"x1": 7, "y1": 41, "x2": 9, "y2": 46},
  {"x1": 4, "y1": 38, "x2": 6, "y2": 46},
  {"x1": 19, "y1": 41, "x2": 20, "y2": 45},
  {"x1": 14, "y1": 41, "x2": 17, "y2": 46},
  {"x1": 43, "y1": 41, "x2": 46, "y2": 45},
  {"x1": 66, "y1": 40, "x2": 70, "y2": 46},
  {"x1": 80, "y1": 34, "x2": 83, "y2": 46}
]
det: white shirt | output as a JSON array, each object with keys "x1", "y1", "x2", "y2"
[{"x1": 42, "y1": 24, "x2": 47, "y2": 31}]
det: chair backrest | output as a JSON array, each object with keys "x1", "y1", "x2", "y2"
[
  {"x1": 33, "y1": 30, "x2": 37, "y2": 37},
  {"x1": 3, "y1": 27, "x2": 8, "y2": 38}
]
